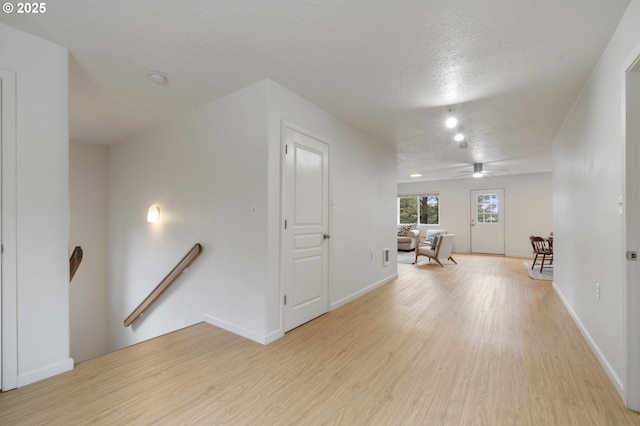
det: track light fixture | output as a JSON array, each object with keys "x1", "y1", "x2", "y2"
[{"x1": 445, "y1": 107, "x2": 457, "y2": 128}]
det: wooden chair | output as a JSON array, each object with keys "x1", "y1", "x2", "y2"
[
  {"x1": 415, "y1": 234, "x2": 457, "y2": 266},
  {"x1": 530, "y1": 236, "x2": 553, "y2": 272}
]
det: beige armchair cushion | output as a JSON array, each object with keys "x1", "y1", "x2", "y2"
[{"x1": 424, "y1": 229, "x2": 446, "y2": 248}]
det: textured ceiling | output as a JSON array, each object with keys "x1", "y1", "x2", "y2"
[{"x1": 0, "y1": 0, "x2": 631, "y2": 182}]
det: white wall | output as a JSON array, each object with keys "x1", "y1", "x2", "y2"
[
  {"x1": 398, "y1": 173, "x2": 553, "y2": 257},
  {"x1": 266, "y1": 81, "x2": 398, "y2": 336},
  {"x1": 0, "y1": 23, "x2": 73, "y2": 386},
  {"x1": 552, "y1": 0, "x2": 640, "y2": 398},
  {"x1": 106, "y1": 81, "x2": 269, "y2": 350},
  {"x1": 69, "y1": 141, "x2": 107, "y2": 362},
  {"x1": 105, "y1": 79, "x2": 398, "y2": 350}
]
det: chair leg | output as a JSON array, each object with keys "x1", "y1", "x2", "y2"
[
  {"x1": 540, "y1": 254, "x2": 545, "y2": 272},
  {"x1": 436, "y1": 259, "x2": 444, "y2": 267},
  {"x1": 532, "y1": 253, "x2": 539, "y2": 269},
  {"x1": 449, "y1": 256, "x2": 457, "y2": 264}
]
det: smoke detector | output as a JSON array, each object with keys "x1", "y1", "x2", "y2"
[{"x1": 148, "y1": 71, "x2": 168, "y2": 84}]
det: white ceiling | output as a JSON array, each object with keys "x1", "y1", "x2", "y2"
[{"x1": 1, "y1": 0, "x2": 631, "y2": 182}]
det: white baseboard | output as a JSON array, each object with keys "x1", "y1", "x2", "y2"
[
  {"x1": 452, "y1": 250, "x2": 532, "y2": 258},
  {"x1": 264, "y1": 329, "x2": 284, "y2": 344},
  {"x1": 203, "y1": 314, "x2": 269, "y2": 345},
  {"x1": 552, "y1": 282, "x2": 624, "y2": 396},
  {"x1": 18, "y1": 357, "x2": 74, "y2": 387},
  {"x1": 204, "y1": 273, "x2": 399, "y2": 344},
  {"x1": 506, "y1": 252, "x2": 533, "y2": 258},
  {"x1": 330, "y1": 273, "x2": 399, "y2": 311}
]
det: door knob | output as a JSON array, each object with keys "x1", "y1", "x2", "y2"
[{"x1": 323, "y1": 233, "x2": 331, "y2": 239}]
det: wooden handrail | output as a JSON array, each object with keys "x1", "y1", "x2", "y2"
[
  {"x1": 124, "y1": 243, "x2": 203, "y2": 327},
  {"x1": 70, "y1": 246, "x2": 83, "y2": 282}
]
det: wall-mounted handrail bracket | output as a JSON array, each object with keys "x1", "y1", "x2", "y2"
[
  {"x1": 70, "y1": 246, "x2": 83, "y2": 282},
  {"x1": 124, "y1": 243, "x2": 203, "y2": 327}
]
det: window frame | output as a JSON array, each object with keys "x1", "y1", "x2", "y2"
[{"x1": 398, "y1": 193, "x2": 440, "y2": 226}]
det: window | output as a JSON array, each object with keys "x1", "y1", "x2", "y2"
[
  {"x1": 475, "y1": 193, "x2": 499, "y2": 223},
  {"x1": 398, "y1": 197, "x2": 418, "y2": 223},
  {"x1": 398, "y1": 194, "x2": 439, "y2": 225}
]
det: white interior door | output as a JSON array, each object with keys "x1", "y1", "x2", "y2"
[
  {"x1": 283, "y1": 124, "x2": 330, "y2": 332},
  {"x1": 470, "y1": 189, "x2": 505, "y2": 255},
  {"x1": 1, "y1": 69, "x2": 18, "y2": 391}
]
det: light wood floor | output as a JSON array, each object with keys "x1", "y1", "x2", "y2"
[{"x1": 2, "y1": 254, "x2": 640, "y2": 425}]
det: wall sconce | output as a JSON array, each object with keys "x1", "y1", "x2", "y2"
[{"x1": 147, "y1": 204, "x2": 161, "y2": 223}]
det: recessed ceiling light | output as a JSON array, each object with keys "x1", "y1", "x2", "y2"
[
  {"x1": 410, "y1": 173, "x2": 422, "y2": 178},
  {"x1": 148, "y1": 71, "x2": 168, "y2": 84},
  {"x1": 454, "y1": 132, "x2": 464, "y2": 142}
]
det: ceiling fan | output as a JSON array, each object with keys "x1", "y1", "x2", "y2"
[{"x1": 452, "y1": 162, "x2": 508, "y2": 179}]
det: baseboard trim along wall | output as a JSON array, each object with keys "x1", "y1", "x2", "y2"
[
  {"x1": 204, "y1": 273, "x2": 399, "y2": 345},
  {"x1": 330, "y1": 273, "x2": 399, "y2": 311},
  {"x1": 203, "y1": 314, "x2": 268, "y2": 345},
  {"x1": 552, "y1": 282, "x2": 624, "y2": 397},
  {"x1": 18, "y1": 357, "x2": 74, "y2": 387}
]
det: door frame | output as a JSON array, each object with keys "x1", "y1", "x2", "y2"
[
  {"x1": 469, "y1": 188, "x2": 506, "y2": 255},
  {"x1": 280, "y1": 120, "x2": 331, "y2": 333},
  {"x1": 1, "y1": 68, "x2": 18, "y2": 391},
  {"x1": 625, "y1": 47, "x2": 640, "y2": 411}
]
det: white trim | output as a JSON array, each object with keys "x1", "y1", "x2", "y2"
[
  {"x1": 203, "y1": 314, "x2": 268, "y2": 345},
  {"x1": 1, "y1": 68, "x2": 18, "y2": 391},
  {"x1": 553, "y1": 282, "x2": 624, "y2": 394},
  {"x1": 507, "y1": 251, "x2": 535, "y2": 259},
  {"x1": 397, "y1": 191, "x2": 440, "y2": 197},
  {"x1": 17, "y1": 358, "x2": 74, "y2": 388},
  {"x1": 264, "y1": 329, "x2": 284, "y2": 344},
  {"x1": 330, "y1": 273, "x2": 398, "y2": 311},
  {"x1": 624, "y1": 39, "x2": 640, "y2": 410},
  {"x1": 624, "y1": 40, "x2": 640, "y2": 73}
]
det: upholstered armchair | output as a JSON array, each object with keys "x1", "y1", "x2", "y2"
[
  {"x1": 415, "y1": 234, "x2": 457, "y2": 266},
  {"x1": 423, "y1": 229, "x2": 446, "y2": 246}
]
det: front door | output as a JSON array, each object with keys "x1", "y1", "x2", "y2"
[
  {"x1": 283, "y1": 123, "x2": 330, "y2": 332},
  {"x1": 470, "y1": 188, "x2": 505, "y2": 255}
]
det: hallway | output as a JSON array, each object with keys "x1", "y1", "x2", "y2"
[{"x1": 1, "y1": 255, "x2": 638, "y2": 424}]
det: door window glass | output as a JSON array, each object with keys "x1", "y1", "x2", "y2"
[{"x1": 476, "y1": 192, "x2": 499, "y2": 223}]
